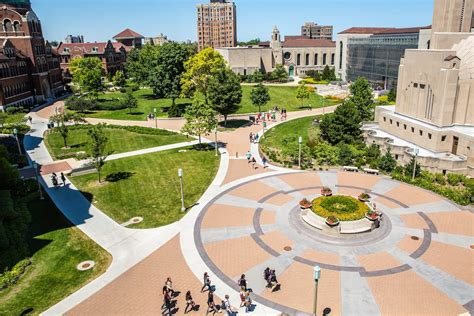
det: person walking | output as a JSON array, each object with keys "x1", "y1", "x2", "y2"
[
  {"x1": 250, "y1": 157, "x2": 257, "y2": 169},
  {"x1": 184, "y1": 291, "x2": 196, "y2": 313},
  {"x1": 206, "y1": 291, "x2": 218, "y2": 315},
  {"x1": 244, "y1": 291, "x2": 252, "y2": 313},
  {"x1": 270, "y1": 269, "x2": 280, "y2": 292},
  {"x1": 262, "y1": 156, "x2": 267, "y2": 168},
  {"x1": 238, "y1": 274, "x2": 247, "y2": 291},
  {"x1": 51, "y1": 173, "x2": 58, "y2": 188},
  {"x1": 223, "y1": 295, "x2": 232, "y2": 315},
  {"x1": 28, "y1": 116, "x2": 32, "y2": 124},
  {"x1": 239, "y1": 288, "x2": 246, "y2": 307},
  {"x1": 165, "y1": 277, "x2": 174, "y2": 297},
  {"x1": 249, "y1": 132, "x2": 254, "y2": 143},
  {"x1": 60, "y1": 172, "x2": 66, "y2": 186},
  {"x1": 264, "y1": 267, "x2": 271, "y2": 287},
  {"x1": 201, "y1": 272, "x2": 211, "y2": 293},
  {"x1": 254, "y1": 134, "x2": 260, "y2": 143},
  {"x1": 246, "y1": 151, "x2": 251, "y2": 163},
  {"x1": 162, "y1": 286, "x2": 172, "y2": 315}
]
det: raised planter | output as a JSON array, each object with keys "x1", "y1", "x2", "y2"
[
  {"x1": 321, "y1": 187, "x2": 333, "y2": 197},
  {"x1": 365, "y1": 210, "x2": 380, "y2": 221},
  {"x1": 358, "y1": 193, "x2": 371, "y2": 202},
  {"x1": 325, "y1": 216, "x2": 340, "y2": 227},
  {"x1": 299, "y1": 198, "x2": 312, "y2": 210}
]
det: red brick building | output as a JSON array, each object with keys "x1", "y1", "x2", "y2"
[
  {"x1": 113, "y1": 28, "x2": 144, "y2": 49},
  {"x1": 57, "y1": 41, "x2": 127, "y2": 78},
  {"x1": 0, "y1": 0, "x2": 64, "y2": 108}
]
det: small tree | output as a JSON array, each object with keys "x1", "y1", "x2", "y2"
[
  {"x1": 250, "y1": 83, "x2": 270, "y2": 113},
  {"x1": 88, "y1": 123, "x2": 109, "y2": 183},
  {"x1": 404, "y1": 156, "x2": 421, "y2": 179},
  {"x1": 322, "y1": 65, "x2": 332, "y2": 81},
  {"x1": 121, "y1": 91, "x2": 138, "y2": 114},
  {"x1": 208, "y1": 67, "x2": 242, "y2": 125},
  {"x1": 112, "y1": 71, "x2": 126, "y2": 88},
  {"x1": 181, "y1": 98, "x2": 218, "y2": 146},
  {"x1": 338, "y1": 143, "x2": 354, "y2": 165},
  {"x1": 69, "y1": 57, "x2": 104, "y2": 98},
  {"x1": 271, "y1": 64, "x2": 288, "y2": 82},
  {"x1": 349, "y1": 77, "x2": 374, "y2": 121},
  {"x1": 378, "y1": 148, "x2": 397, "y2": 172},
  {"x1": 387, "y1": 88, "x2": 396, "y2": 103},
  {"x1": 65, "y1": 96, "x2": 96, "y2": 113},
  {"x1": 296, "y1": 83, "x2": 311, "y2": 108}
]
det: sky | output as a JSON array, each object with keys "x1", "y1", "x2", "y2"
[{"x1": 33, "y1": 0, "x2": 435, "y2": 43}]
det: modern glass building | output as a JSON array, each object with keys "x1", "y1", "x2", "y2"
[{"x1": 346, "y1": 31, "x2": 420, "y2": 89}]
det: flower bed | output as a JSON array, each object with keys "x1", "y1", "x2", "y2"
[{"x1": 311, "y1": 195, "x2": 369, "y2": 221}]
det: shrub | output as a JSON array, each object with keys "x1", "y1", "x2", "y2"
[
  {"x1": 434, "y1": 173, "x2": 446, "y2": 185},
  {"x1": 0, "y1": 258, "x2": 31, "y2": 290},
  {"x1": 446, "y1": 173, "x2": 465, "y2": 186}
]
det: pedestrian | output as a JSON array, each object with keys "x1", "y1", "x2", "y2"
[
  {"x1": 60, "y1": 172, "x2": 66, "y2": 186},
  {"x1": 244, "y1": 291, "x2": 252, "y2": 313},
  {"x1": 239, "y1": 289, "x2": 246, "y2": 307},
  {"x1": 201, "y1": 272, "x2": 211, "y2": 293},
  {"x1": 51, "y1": 173, "x2": 58, "y2": 188},
  {"x1": 238, "y1": 274, "x2": 247, "y2": 291},
  {"x1": 270, "y1": 270, "x2": 280, "y2": 292},
  {"x1": 223, "y1": 295, "x2": 232, "y2": 315},
  {"x1": 185, "y1": 290, "x2": 196, "y2": 313},
  {"x1": 249, "y1": 132, "x2": 253, "y2": 143},
  {"x1": 250, "y1": 157, "x2": 257, "y2": 169},
  {"x1": 206, "y1": 291, "x2": 217, "y2": 315},
  {"x1": 165, "y1": 277, "x2": 175, "y2": 296},
  {"x1": 262, "y1": 156, "x2": 267, "y2": 168},
  {"x1": 28, "y1": 116, "x2": 32, "y2": 124},
  {"x1": 254, "y1": 134, "x2": 259, "y2": 143},
  {"x1": 162, "y1": 286, "x2": 172, "y2": 315},
  {"x1": 246, "y1": 151, "x2": 251, "y2": 163},
  {"x1": 264, "y1": 267, "x2": 271, "y2": 287}
]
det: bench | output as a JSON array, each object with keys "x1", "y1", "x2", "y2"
[
  {"x1": 301, "y1": 211, "x2": 326, "y2": 230},
  {"x1": 343, "y1": 166, "x2": 359, "y2": 172},
  {"x1": 340, "y1": 219, "x2": 373, "y2": 234},
  {"x1": 363, "y1": 168, "x2": 380, "y2": 175}
]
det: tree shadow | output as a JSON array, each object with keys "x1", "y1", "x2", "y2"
[
  {"x1": 69, "y1": 142, "x2": 87, "y2": 149},
  {"x1": 126, "y1": 112, "x2": 145, "y2": 116},
  {"x1": 105, "y1": 171, "x2": 135, "y2": 183},
  {"x1": 218, "y1": 119, "x2": 251, "y2": 129}
]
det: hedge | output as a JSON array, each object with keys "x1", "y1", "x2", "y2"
[{"x1": 0, "y1": 258, "x2": 31, "y2": 290}]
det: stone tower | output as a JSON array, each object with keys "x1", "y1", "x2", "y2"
[{"x1": 270, "y1": 26, "x2": 282, "y2": 67}]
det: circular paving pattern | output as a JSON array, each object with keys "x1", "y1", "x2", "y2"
[{"x1": 195, "y1": 171, "x2": 474, "y2": 315}]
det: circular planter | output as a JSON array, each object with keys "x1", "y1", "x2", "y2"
[
  {"x1": 359, "y1": 198, "x2": 370, "y2": 203},
  {"x1": 325, "y1": 217, "x2": 340, "y2": 227},
  {"x1": 365, "y1": 212, "x2": 380, "y2": 221},
  {"x1": 299, "y1": 204, "x2": 312, "y2": 210},
  {"x1": 321, "y1": 191, "x2": 333, "y2": 197}
]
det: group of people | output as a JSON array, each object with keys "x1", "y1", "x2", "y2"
[
  {"x1": 51, "y1": 172, "x2": 66, "y2": 188},
  {"x1": 147, "y1": 113, "x2": 157, "y2": 120},
  {"x1": 245, "y1": 150, "x2": 267, "y2": 169},
  {"x1": 237, "y1": 274, "x2": 253, "y2": 312},
  {"x1": 254, "y1": 107, "x2": 287, "y2": 125},
  {"x1": 249, "y1": 132, "x2": 260, "y2": 144},
  {"x1": 162, "y1": 277, "x2": 197, "y2": 315},
  {"x1": 264, "y1": 268, "x2": 280, "y2": 292}
]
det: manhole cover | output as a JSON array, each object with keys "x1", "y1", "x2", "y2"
[
  {"x1": 77, "y1": 260, "x2": 95, "y2": 271},
  {"x1": 283, "y1": 246, "x2": 292, "y2": 251},
  {"x1": 470, "y1": 245, "x2": 474, "y2": 249},
  {"x1": 411, "y1": 236, "x2": 420, "y2": 241}
]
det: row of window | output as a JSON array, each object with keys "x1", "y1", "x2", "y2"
[
  {"x1": 295, "y1": 53, "x2": 335, "y2": 66},
  {"x1": 384, "y1": 116, "x2": 436, "y2": 140},
  {"x1": 3, "y1": 82, "x2": 31, "y2": 98},
  {"x1": 412, "y1": 82, "x2": 426, "y2": 89},
  {"x1": 2, "y1": 19, "x2": 20, "y2": 33},
  {"x1": 0, "y1": 62, "x2": 28, "y2": 79}
]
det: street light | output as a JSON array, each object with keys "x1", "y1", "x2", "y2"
[
  {"x1": 313, "y1": 265, "x2": 321, "y2": 316},
  {"x1": 262, "y1": 121, "x2": 267, "y2": 138},
  {"x1": 214, "y1": 128, "x2": 218, "y2": 157},
  {"x1": 178, "y1": 168, "x2": 185, "y2": 212},
  {"x1": 13, "y1": 128, "x2": 22, "y2": 155},
  {"x1": 298, "y1": 136, "x2": 303, "y2": 169},
  {"x1": 412, "y1": 147, "x2": 419, "y2": 180},
  {"x1": 34, "y1": 163, "x2": 44, "y2": 200},
  {"x1": 153, "y1": 108, "x2": 157, "y2": 129}
]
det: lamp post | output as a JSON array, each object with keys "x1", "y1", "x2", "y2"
[
  {"x1": 412, "y1": 147, "x2": 419, "y2": 180},
  {"x1": 34, "y1": 163, "x2": 44, "y2": 200},
  {"x1": 298, "y1": 136, "x2": 303, "y2": 169},
  {"x1": 322, "y1": 97, "x2": 325, "y2": 115},
  {"x1": 262, "y1": 121, "x2": 267, "y2": 139},
  {"x1": 214, "y1": 127, "x2": 218, "y2": 156},
  {"x1": 178, "y1": 168, "x2": 185, "y2": 212},
  {"x1": 313, "y1": 265, "x2": 321, "y2": 316},
  {"x1": 153, "y1": 107, "x2": 157, "y2": 129},
  {"x1": 13, "y1": 128, "x2": 22, "y2": 155}
]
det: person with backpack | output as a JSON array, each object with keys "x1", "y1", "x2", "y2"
[
  {"x1": 244, "y1": 291, "x2": 252, "y2": 313},
  {"x1": 222, "y1": 295, "x2": 232, "y2": 315},
  {"x1": 206, "y1": 291, "x2": 218, "y2": 315},
  {"x1": 270, "y1": 269, "x2": 280, "y2": 292},
  {"x1": 238, "y1": 274, "x2": 247, "y2": 291},
  {"x1": 264, "y1": 267, "x2": 271, "y2": 288},
  {"x1": 201, "y1": 272, "x2": 211, "y2": 293},
  {"x1": 262, "y1": 156, "x2": 268, "y2": 168},
  {"x1": 184, "y1": 290, "x2": 196, "y2": 314}
]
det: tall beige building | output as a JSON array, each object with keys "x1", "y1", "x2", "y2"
[
  {"x1": 301, "y1": 22, "x2": 333, "y2": 40},
  {"x1": 196, "y1": 0, "x2": 237, "y2": 51},
  {"x1": 363, "y1": 0, "x2": 474, "y2": 176}
]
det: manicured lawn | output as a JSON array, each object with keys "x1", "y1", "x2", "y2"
[
  {"x1": 312, "y1": 195, "x2": 369, "y2": 221},
  {"x1": 70, "y1": 146, "x2": 220, "y2": 228},
  {"x1": 44, "y1": 125, "x2": 189, "y2": 160},
  {"x1": 0, "y1": 194, "x2": 111, "y2": 315},
  {"x1": 82, "y1": 86, "x2": 340, "y2": 121}
]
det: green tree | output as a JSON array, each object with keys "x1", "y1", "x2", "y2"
[
  {"x1": 208, "y1": 67, "x2": 242, "y2": 125},
  {"x1": 237, "y1": 38, "x2": 261, "y2": 46},
  {"x1": 69, "y1": 57, "x2": 104, "y2": 98},
  {"x1": 50, "y1": 112, "x2": 86, "y2": 148},
  {"x1": 404, "y1": 156, "x2": 421, "y2": 179},
  {"x1": 348, "y1": 77, "x2": 374, "y2": 121},
  {"x1": 112, "y1": 70, "x2": 126, "y2": 88},
  {"x1": 305, "y1": 70, "x2": 321, "y2": 81},
  {"x1": 88, "y1": 123, "x2": 109, "y2": 183},
  {"x1": 249, "y1": 70, "x2": 265, "y2": 83},
  {"x1": 313, "y1": 141, "x2": 339, "y2": 166},
  {"x1": 319, "y1": 100, "x2": 361, "y2": 145},
  {"x1": 65, "y1": 96, "x2": 96, "y2": 113},
  {"x1": 250, "y1": 83, "x2": 270, "y2": 113},
  {"x1": 120, "y1": 91, "x2": 138, "y2": 114},
  {"x1": 322, "y1": 65, "x2": 332, "y2": 81},
  {"x1": 270, "y1": 64, "x2": 288, "y2": 82},
  {"x1": 387, "y1": 88, "x2": 396, "y2": 102},
  {"x1": 181, "y1": 98, "x2": 218, "y2": 146},
  {"x1": 378, "y1": 148, "x2": 397, "y2": 172},
  {"x1": 0, "y1": 156, "x2": 20, "y2": 190},
  {"x1": 296, "y1": 83, "x2": 311, "y2": 108},
  {"x1": 338, "y1": 143, "x2": 354, "y2": 165},
  {"x1": 148, "y1": 42, "x2": 192, "y2": 108},
  {"x1": 365, "y1": 143, "x2": 381, "y2": 167},
  {"x1": 181, "y1": 47, "x2": 226, "y2": 103}
]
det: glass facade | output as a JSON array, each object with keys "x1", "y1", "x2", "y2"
[{"x1": 347, "y1": 33, "x2": 419, "y2": 89}]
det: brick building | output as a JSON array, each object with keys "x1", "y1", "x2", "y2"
[
  {"x1": 0, "y1": 0, "x2": 64, "y2": 109},
  {"x1": 197, "y1": 0, "x2": 237, "y2": 51},
  {"x1": 301, "y1": 22, "x2": 333, "y2": 40},
  {"x1": 113, "y1": 28, "x2": 144, "y2": 49}
]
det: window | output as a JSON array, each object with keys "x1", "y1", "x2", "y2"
[
  {"x1": 339, "y1": 41, "x2": 343, "y2": 68},
  {"x1": 92, "y1": 47, "x2": 99, "y2": 53},
  {"x1": 390, "y1": 119, "x2": 393, "y2": 124},
  {"x1": 428, "y1": 133, "x2": 432, "y2": 139},
  {"x1": 441, "y1": 135, "x2": 447, "y2": 141},
  {"x1": 411, "y1": 127, "x2": 415, "y2": 133},
  {"x1": 404, "y1": 124, "x2": 407, "y2": 130},
  {"x1": 323, "y1": 53, "x2": 327, "y2": 65},
  {"x1": 331, "y1": 53, "x2": 335, "y2": 65},
  {"x1": 13, "y1": 21, "x2": 20, "y2": 32},
  {"x1": 305, "y1": 53, "x2": 309, "y2": 65},
  {"x1": 297, "y1": 54, "x2": 301, "y2": 66},
  {"x1": 396, "y1": 122, "x2": 400, "y2": 127},
  {"x1": 383, "y1": 117, "x2": 386, "y2": 122},
  {"x1": 314, "y1": 53, "x2": 318, "y2": 65},
  {"x1": 413, "y1": 83, "x2": 418, "y2": 88},
  {"x1": 419, "y1": 130, "x2": 423, "y2": 136},
  {"x1": 420, "y1": 84, "x2": 425, "y2": 89},
  {"x1": 3, "y1": 19, "x2": 13, "y2": 32},
  {"x1": 395, "y1": 154, "x2": 399, "y2": 160}
]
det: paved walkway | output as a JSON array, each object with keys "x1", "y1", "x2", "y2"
[{"x1": 26, "y1": 101, "x2": 473, "y2": 316}]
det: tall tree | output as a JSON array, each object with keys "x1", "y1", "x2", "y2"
[
  {"x1": 319, "y1": 100, "x2": 361, "y2": 145},
  {"x1": 349, "y1": 77, "x2": 374, "y2": 121},
  {"x1": 69, "y1": 57, "x2": 104, "y2": 98},
  {"x1": 120, "y1": 91, "x2": 138, "y2": 114},
  {"x1": 250, "y1": 83, "x2": 270, "y2": 113},
  {"x1": 88, "y1": 123, "x2": 109, "y2": 183},
  {"x1": 181, "y1": 98, "x2": 218, "y2": 146},
  {"x1": 112, "y1": 70, "x2": 126, "y2": 88},
  {"x1": 271, "y1": 64, "x2": 288, "y2": 82},
  {"x1": 208, "y1": 67, "x2": 242, "y2": 125},
  {"x1": 50, "y1": 112, "x2": 85, "y2": 148},
  {"x1": 378, "y1": 148, "x2": 397, "y2": 172},
  {"x1": 296, "y1": 83, "x2": 311, "y2": 108},
  {"x1": 181, "y1": 47, "x2": 226, "y2": 103}
]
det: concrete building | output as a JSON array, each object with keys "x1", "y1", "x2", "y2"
[
  {"x1": 301, "y1": 22, "x2": 333, "y2": 40},
  {"x1": 144, "y1": 33, "x2": 169, "y2": 46},
  {"x1": 196, "y1": 0, "x2": 237, "y2": 51},
  {"x1": 0, "y1": 0, "x2": 64, "y2": 108},
  {"x1": 113, "y1": 28, "x2": 144, "y2": 49},
  {"x1": 65, "y1": 35, "x2": 84, "y2": 44},
  {"x1": 363, "y1": 0, "x2": 474, "y2": 176},
  {"x1": 217, "y1": 27, "x2": 335, "y2": 77}
]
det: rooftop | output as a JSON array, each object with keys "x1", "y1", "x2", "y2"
[
  {"x1": 282, "y1": 38, "x2": 335, "y2": 48},
  {"x1": 113, "y1": 28, "x2": 144, "y2": 40}
]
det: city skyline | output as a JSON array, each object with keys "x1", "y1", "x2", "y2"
[{"x1": 34, "y1": 0, "x2": 434, "y2": 43}]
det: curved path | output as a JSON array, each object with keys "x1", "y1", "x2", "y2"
[{"x1": 25, "y1": 102, "x2": 473, "y2": 316}]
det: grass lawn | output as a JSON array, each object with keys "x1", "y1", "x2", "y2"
[
  {"x1": 0, "y1": 194, "x2": 111, "y2": 315},
  {"x1": 70, "y1": 146, "x2": 220, "y2": 228},
  {"x1": 44, "y1": 125, "x2": 189, "y2": 160},
  {"x1": 82, "y1": 86, "x2": 340, "y2": 121}
]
